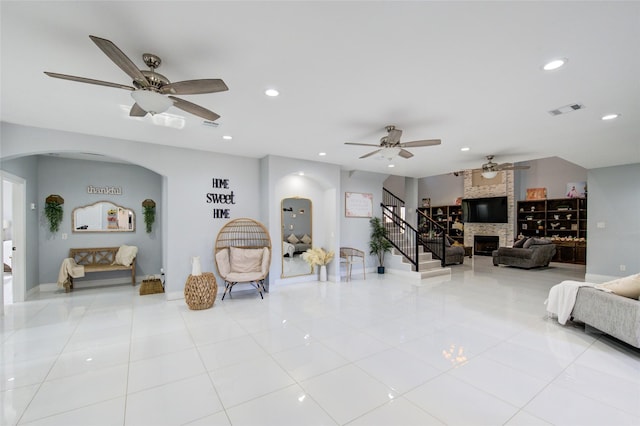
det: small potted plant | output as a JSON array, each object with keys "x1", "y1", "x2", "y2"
[
  {"x1": 301, "y1": 247, "x2": 335, "y2": 281},
  {"x1": 369, "y1": 217, "x2": 393, "y2": 274},
  {"x1": 44, "y1": 194, "x2": 64, "y2": 233}
]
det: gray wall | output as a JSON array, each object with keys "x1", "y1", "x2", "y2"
[
  {"x1": 36, "y1": 156, "x2": 163, "y2": 284},
  {"x1": 515, "y1": 156, "x2": 587, "y2": 200},
  {"x1": 586, "y1": 163, "x2": 640, "y2": 280},
  {"x1": 418, "y1": 173, "x2": 464, "y2": 207},
  {"x1": 1, "y1": 156, "x2": 40, "y2": 292},
  {"x1": 340, "y1": 170, "x2": 388, "y2": 270}
]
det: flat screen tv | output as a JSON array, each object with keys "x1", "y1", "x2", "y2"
[{"x1": 462, "y1": 196, "x2": 508, "y2": 223}]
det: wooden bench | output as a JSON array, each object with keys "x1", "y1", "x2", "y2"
[{"x1": 67, "y1": 247, "x2": 136, "y2": 292}]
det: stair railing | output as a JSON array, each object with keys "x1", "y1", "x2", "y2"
[
  {"x1": 417, "y1": 208, "x2": 446, "y2": 267},
  {"x1": 381, "y1": 204, "x2": 420, "y2": 270}
]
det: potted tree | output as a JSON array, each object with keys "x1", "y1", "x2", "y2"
[{"x1": 369, "y1": 217, "x2": 393, "y2": 274}]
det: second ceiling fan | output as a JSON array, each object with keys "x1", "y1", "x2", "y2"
[
  {"x1": 473, "y1": 155, "x2": 530, "y2": 177},
  {"x1": 345, "y1": 125, "x2": 441, "y2": 159}
]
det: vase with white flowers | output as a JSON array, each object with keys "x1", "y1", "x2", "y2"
[{"x1": 301, "y1": 247, "x2": 335, "y2": 282}]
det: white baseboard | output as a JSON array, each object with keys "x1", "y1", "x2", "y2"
[{"x1": 584, "y1": 273, "x2": 622, "y2": 284}]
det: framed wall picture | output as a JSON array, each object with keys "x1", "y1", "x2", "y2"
[
  {"x1": 345, "y1": 192, "x2": 373, "y2": 218},
  {"x1": 566, "y1": 182, "x2": 586, "y2": 198},
  {"x1": 526, "y1": 188, "x2": 547, "y2": 200}
]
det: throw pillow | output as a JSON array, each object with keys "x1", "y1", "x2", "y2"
[
  {"x1": 596, "y1": 273, "x2": 640, "y2": 299},
  {"x1": 513, "y1": 238, "x2": 528, "y2": 248},
  {"x1": 230, "y1": 247, "x2": 264, "y2": 273},
  {"x1": 300, "y1": 234, "x2": 312, "y2": 244},
  {"x1": 113, "y1": 245, "x2": 138, "y2": 266},
  {"x1": 523, "y1": 238, "x2": 550, "y2": 249},
  {"x1": 287, "y1": 233, "x2": 300, "y2": 244},
  {"x1": 444, "y1": 236, "x2": 451, "y2": 247}
]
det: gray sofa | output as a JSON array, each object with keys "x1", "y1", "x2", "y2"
[
  {"x1": 492, "y1": 238, "x2": 556, "y2": 269},
  {"x1": 571, "y1": 287, "x2": 640, "y2": 348}
]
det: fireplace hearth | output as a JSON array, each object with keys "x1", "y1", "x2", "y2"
[{"x1": 474, "y1": 235, "x2": 499, "y2": 256}]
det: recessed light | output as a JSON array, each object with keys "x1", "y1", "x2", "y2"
[
  {"x1": 543, "y1": 58, "x2": 567, "y2": 71},
  {"x1": 265, "y1": 88, "x2": 279, "y2": 97},
  {"x1": 601, "y1": 113, "x2": 620, "y2": 121},
  {"x1": 222, "y1": 135, "x2": 233, "y2": 140},
  {"x1": 460, "y1": 147, "x2": 470, "y2": 152},
  {"x1": 318, "y1": 152, "x2": 326, "y2": 156},
  {"x1": 298, "y1": 171, "x2": 304, "y2": 176},
  {"x1": 388, "y1": 164, "x2": 395, "y2": 168}
]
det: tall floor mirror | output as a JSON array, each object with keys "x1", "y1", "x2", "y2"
[{"x1": 281, "y1": 197, "x2": 312, "y2": 278}]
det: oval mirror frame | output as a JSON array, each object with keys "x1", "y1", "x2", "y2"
[
  {"x1": 281, "y1": 197, "x2": 312, "y2": 278},
  {"x1": 72, "y1": 201, "x2": 135, "y2": 232}
]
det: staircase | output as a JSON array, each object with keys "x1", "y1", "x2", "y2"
[{"x1": 381, "y1": 189, "x2": 451, "y2": 280}]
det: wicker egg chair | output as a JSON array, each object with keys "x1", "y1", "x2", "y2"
[{"x1": 214, "y1": 218, "x2": 272, "y2": 300}]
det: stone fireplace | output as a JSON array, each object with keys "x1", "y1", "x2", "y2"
[{"x1": 463, "y1": 170, "x2": 515, "y2": 248}]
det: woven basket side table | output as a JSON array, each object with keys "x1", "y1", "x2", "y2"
[{"x1": 184, "y1": 272, "x2": 217, "y2": 310}]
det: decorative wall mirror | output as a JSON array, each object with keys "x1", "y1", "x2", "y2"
[
  {"x1": 72, "y1": 201, "x2": 135, "y2": 232},
  {"x1": 281, "y1": 197, "x2": 312, "y2": 278}
]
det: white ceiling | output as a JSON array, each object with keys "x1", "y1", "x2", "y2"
[{"x1": 2, "y1": 1, "x2": 639, "y2": 178}]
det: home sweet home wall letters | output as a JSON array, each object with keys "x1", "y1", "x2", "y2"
[{"x1": 206, "y1": 178, "x2": 236, "y2": 219}]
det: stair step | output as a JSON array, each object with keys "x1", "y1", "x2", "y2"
[{"x1": 412, "y1": 259, "x2": 442, "y2": 271}]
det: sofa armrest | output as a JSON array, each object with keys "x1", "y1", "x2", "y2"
[{"x1": 530, "y1": 244, "x2": 556, "y2": 264}]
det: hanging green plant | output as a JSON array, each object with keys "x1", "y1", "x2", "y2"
[
  {"x1": 44, "y1": 194, "x2": 64, "y2": 233},
  {"x1": 142, "y1": 199, "x2": 156, "y2": 233}
]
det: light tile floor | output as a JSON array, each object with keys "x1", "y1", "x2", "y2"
[{"x1": 1, "y1": 257, "x2": 639, "y2": 425}]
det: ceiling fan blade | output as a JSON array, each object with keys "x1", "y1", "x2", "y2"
[
  {"x1": 359, "y1": 149, "x2": 382, "y2": 159},
  {"x1": 89, "y1": 35, "x2": 149, "y2": 87},
  {"x1": 400, "y1": 139, "x2": 442, "y2": 148},
  {"x1": 169, "y1": 96, "x2": 220, "y2": 121},
  {"x1": 129, "y1": 103, "x2": 148, "y2": 117},
  {"x1": 398, "y1": 149, "x2": 413, "y2": 159},
  {"x1": 161, "y1": 79, "x2": 228, "y2": 95},
  {"x1": 496, "y1": 164, "x2": 531, "y2": 171},
  {"x1": 344, "y1": 142, "x2": 382, "y2": 147},
  {"x1": 44, "y1": 72, "x2": 135, "y2": 90},
  {"x1": 387, "y1": 128, "x2": 402, "y2": 145}
]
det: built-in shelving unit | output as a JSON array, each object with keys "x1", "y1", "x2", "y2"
[
  {"x1": 418, "y1": 205, "x2": 464, "y2": 243},
  {"x1": 516, "y1": 197, "x2": 587, "y2": 264}
]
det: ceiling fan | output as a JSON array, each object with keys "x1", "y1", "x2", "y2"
[
  {"x1": 44, "y1": 35, "x2": 228, "y2": 121},
  {"x1": 473, "y1": 155, "x2": 530, "y2": 178},
  {"x1": 345, "y1": 125, "x2": 441, "y2": 160}
]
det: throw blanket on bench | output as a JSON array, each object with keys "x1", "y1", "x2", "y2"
[
  {"x1": 57, "y1": 258, "x2": 85, "y2": 288},
  {"x1": 545, "y1": 280, "x2": 596, "y2": 325}
]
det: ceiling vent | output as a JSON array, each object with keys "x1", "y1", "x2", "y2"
[
  {"x1": 548, "y1": 103, "x2": 585, "y2": 116},
  {"x1": 202, "y1": 120, "x2": 219, "y2": 128}
]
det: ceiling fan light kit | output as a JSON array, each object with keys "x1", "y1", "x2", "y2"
[
  {"x1": 481, "y1": 170, "x2": 499, "y2": 179},
  {"x1": 131, "y1": 90, "x2": 173, "y2": 115},
  {"x1": 380, "y1": 147, "x2": 401, "y2": 160}
]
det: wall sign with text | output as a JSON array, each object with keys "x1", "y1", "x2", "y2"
[
  {"x1": 345, "y1": 192, "x2": 373, "y2": 218},
  {"x1": 206, "y1": 178, "x2": 235, "y2": 219},
  {"x1": 87, "y1": 185, "x2": 122, "y2": 195}
]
